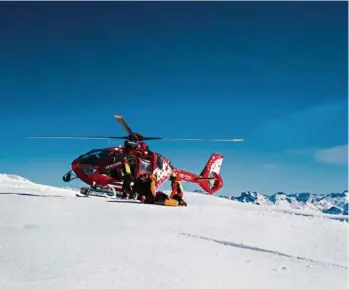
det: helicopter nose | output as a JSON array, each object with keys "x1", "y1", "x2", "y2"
[
  {"x1": 72, "y1": 159, "x2": 97, "y2": 177},
  {"x1": 70, "y1": 159, "x2": 99, "y2": 187}
]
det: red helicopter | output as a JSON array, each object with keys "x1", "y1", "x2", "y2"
[{"x1": 29, "y1": 115, "x2": 244, "y2": 198}]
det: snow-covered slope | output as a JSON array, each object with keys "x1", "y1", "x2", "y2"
[
  {"x1": 0, "y1": 174, "x2": 347, "y2": 289},
  {"x1": 227, "y1": 190, "x2": 349, "y2": 216}
]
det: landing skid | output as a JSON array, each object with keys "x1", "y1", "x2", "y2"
[
  {"x1": 76, "y1": 184, "x2": 121, "y2": 198},
  {"x1": 76, "y1": 184, "x2": 139, "y2": 201}
]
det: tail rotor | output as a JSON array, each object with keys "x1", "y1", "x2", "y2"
[{"x1": 197, "y1": 153, "x2": 224, "y2": 194}]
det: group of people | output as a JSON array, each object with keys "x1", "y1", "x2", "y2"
[{"x1": 119, "y1": 158, "x2": 187, "y2": 207}]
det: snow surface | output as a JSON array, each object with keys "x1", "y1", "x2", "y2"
[{"x1": 0, "y1": 174, "x2": 348, "y2": 289}]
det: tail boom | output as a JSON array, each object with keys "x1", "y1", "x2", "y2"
[{"x1": 172, "y1": 153, "x2": 224, "y2": 195}]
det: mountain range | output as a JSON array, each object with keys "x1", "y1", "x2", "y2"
[{"x1": 216, "y1": 190, "x2": 349, "y2": 216}]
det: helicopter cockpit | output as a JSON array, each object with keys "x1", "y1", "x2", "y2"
[{"x1": 77, "y1": 149, "x2": 110, "y2": 166}]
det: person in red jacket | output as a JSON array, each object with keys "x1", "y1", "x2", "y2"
[{"x1": 169, "y1": 173, "x2": 187, "y2": 206}]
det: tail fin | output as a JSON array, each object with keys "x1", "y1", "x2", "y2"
[{"x1": 197, "y1": 153, "x2": 224, "y2": 194}]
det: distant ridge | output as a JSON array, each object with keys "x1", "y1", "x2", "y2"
[{"x1": 218, "y1": 190, "x2": 348, "y2": 216}]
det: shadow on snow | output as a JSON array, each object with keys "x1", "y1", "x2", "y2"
[{"x1": 0, "y1": 192, "x2": 63, "y2": 198}]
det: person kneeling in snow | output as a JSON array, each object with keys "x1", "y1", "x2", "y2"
[
  {"x1": 135, "y1": 174, "x2": 184, "y2": 206},
  {"x1": 135, "y1": 173, "x2": 157, "y2": 204},
  {"x1": 169, "y1": 173, "x2": 187, "y2": 206}
]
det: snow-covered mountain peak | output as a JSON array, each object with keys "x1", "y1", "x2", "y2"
[
  {"x1": 269, "y1": 192, "x2": 289, "y2": 204},
  {"x1": 289, "y1": 192, "x2": 312, "y2": 202},
  {"x1": 234, "y1": 191, "x2": 271, "y2": 205}
]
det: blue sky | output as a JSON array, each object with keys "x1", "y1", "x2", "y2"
[{"x1": 0, "y1": 1, "x2": 347, "y2": 196}]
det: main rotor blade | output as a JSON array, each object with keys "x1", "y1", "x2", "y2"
[
  {"x1": 28, "y1": 136, "x2": 244, "y2": 142},
  {"x1": 113, "y1": 115, "x2": 133, "y2": 134},
  {"x1": 28, "y1": 136, "x2": 129, "y2": 140},
  {"x1": 154, "y1": 137, "x2": 245, "y2": 142}
]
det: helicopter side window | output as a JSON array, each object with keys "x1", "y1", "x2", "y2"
[
  {"x1": 156, "y1": 154, "x2": 164, "y2": 170},
  {"x1": 110, "y1": 150, "x2": 123, "y2": 164},
  {"x1": 139, "y1": 159, "x2": 152, "y2": 175}
]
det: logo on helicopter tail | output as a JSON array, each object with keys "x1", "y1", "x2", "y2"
[{"x1": 178, "y1": 173, "x2": 192, "y2": 181}]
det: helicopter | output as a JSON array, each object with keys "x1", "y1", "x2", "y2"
[{"x1": 29, "y1": 114, "x2": 244, "y2": 198}]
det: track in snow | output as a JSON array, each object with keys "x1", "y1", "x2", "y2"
[{"x1": 181, "y1": 233, "x2": 348, "y2": 270}]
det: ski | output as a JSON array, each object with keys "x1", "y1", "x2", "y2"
[
  {"x1": 75, "y1": 192, "x2": 141, "y2": 203},
  {"x1": 76, "y1": 189, "x2": 115, "y2": 198}
]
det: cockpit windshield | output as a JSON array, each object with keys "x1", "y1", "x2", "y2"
[{"x1": 77, "y1": 149, "x2": 110, "y2": 166}]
